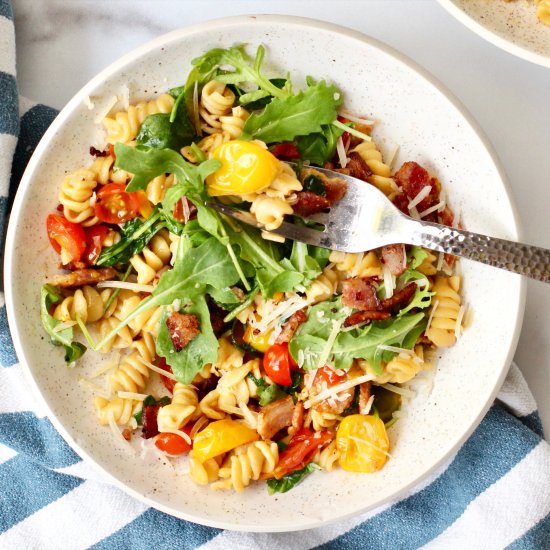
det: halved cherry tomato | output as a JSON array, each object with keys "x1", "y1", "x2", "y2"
[
  {"x1": 273, "y1": 428, "x2": 333, "y2": 479},
  {"x1": 156, "y1": 357, "x2": 176, "y2": 393},
  {"x1": 173, "y1": 197, "x2": 197, "y2": 223},
  {"x1": 336, "y1": 414, "x2": 389, "y2": 473},
  {"x1": 46, "y1": 214, "x2": 86, "y2": 264},
  {"x1": 193, "y1": 419, "x2": 258, "y2": 463},
  {"x1": 155, "y1": 427, "x2": 193, "y2": 455},
  {"x1": 319, "y1": 366, "x2": 346, "y2": 386},
  {"x1": 270, "y1": 142, "x2": 301, "y2": 160},
  {"x1": 94, "y1": 183, "x2": 151, "y2": 224},
  {"x1": 263, "y1": 343, "x2": 293, "y2": 386},
  {"x1": 83, "y1": 224, "x2": 110, "y2": 265}
]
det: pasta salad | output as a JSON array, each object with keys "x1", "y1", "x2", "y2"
[{"x1": 41, "y1": 45, "x2": 465, "y2": 494}]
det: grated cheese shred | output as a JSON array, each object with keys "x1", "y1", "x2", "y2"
[
  {"x1": 97, "y1": 281, "x2": 156, "y2": 293},
  {"x1": 408, "y1": 185, "x2": 432, "y2": 210},
  {"x1": 304, "y1": 373, "x2": 375, "y2": 409}
]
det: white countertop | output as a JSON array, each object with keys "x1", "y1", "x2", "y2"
[{"x1": 12, "y1": 0, "x2": 550, "y2": 438}]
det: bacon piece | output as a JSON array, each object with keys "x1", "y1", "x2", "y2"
[
  {"x1": 378, "y1": 282, "x2": 417, "y2": 311},
  {"x1": 49, "y1": 267, "x2": 118, "y2": 288},
  {"x1": 122, "y1": 428, "x2": 132, "y2": 441},
  {"x1": 89, "y1": 146, "x2": 109, "y2": 158},
  {"x1": 359, "y1": 381, "x2": 372, "y2": 414},
  {"x1": 142, "y1": 403, "x2": 161, "y2": 439},
  {"x1": 293, "y1": 169, "x2": 347, "y2": 217},
  {"x1": 310, "y1": 369, "x2": 355, "y2": 414},
  {"x1": 292, "y1": 191, "x2": 330, "y2": 217},
  {"x1": 275, "y1": 309, "x2": 307, "y2": 344},
  {"x1": 344, "y1": 310, "x2": 391, "y2": 327},
  {"x1": 344, "y1": 152, "x2": 373, "y2": 182},
  {"x1": 342, "y1": 278, "x2": 379, "y2": 311},
  {"x1": 381, "y1": 244, "x2": 407, "y2": 276},
  {"x1": 288, "y1": 401, "x2": 305, "y2": 437},
  {"x1": 166, "y1": 313, "x2": 200, "y2": 352},
  {"x1": 394, "y1": 161, "x2": 440, "y2": 211},
  {"x1": 257, "y1": 395, "x2": 295, "y2": 440}
]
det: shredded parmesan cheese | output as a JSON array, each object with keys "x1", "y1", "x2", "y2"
[
  {"x1": 408, "y1": 205, "x2": 421, "y2": 220},
  {"x1": 107, "y1": 412, "x2": 135, "y2": 455},
  {"x1": 380, "y1": 383, "x2": 415, "y2": 398},
  {"x1": 316, "y1": 319, "x2": 344, "y2": 371},
  {"x1": 97, "y1": 281, "x2": 156, "y2": 293},
  {"x1": 190, "y1": 416, "x2": 209, "y2": 439},
  {"x1": 78, "y1": 377, "x2": 112, "y2": 399},
  {"x1": 408, "y1": 186, "x2": 432, "y2": 210},
  {"x1": 337, "y1": 111, "x2": 375, "y2": 125},
  {"x1": 386, "y1": 144, "x2": 400, "y2": 170},
  {"x1": 360, "y1": 394, "x2": 375, "y2": 415},
  {"x1": 84, "y1": 96, "x2": 94, "y2": 110},
  {"x1": 418, "y1": 201, "x2": 445, "y2": 219},
  {"x1": 455, "y1": 304, "x2": 467, "y2": 339},
  {"x1": 304, "y1": 373, "x2": 375, "y2": 409},
  {"x1": 52, "y1": 320, "x2": 77, "y2": 333},
  {"x1": 348, "y1": 435, "x2": 393, "y2": 458},
  {"x1": 117, "y1": 391, "x2": 149, "y2": 401},
  {"x1": 425, "y1": 299, "x2": 439, "y2": 333},
  {"x1": 158, "y1": 428, "x2": 192, "y2": 445},
  {"x1": 135, "y1": 357, "x2": 178, "y2": 381},
  {"x1": 377, "y1": 344, "x2": 415, "y2": 355},
  {"x1": 436, "y1": 252, "x2": 445, "y2": 272},
  {"x1": 336, "y1": 136, "x2": 348, "y2": 169},
  {"x1": 350, "y1": 252, "x2": 364, "y2": 277},
  {"x1": 382, "y1": 264, "x2": 395, "y2": 299},
  {"x1": 93, "y1": 95, "x2": 119, "y2": 124}
]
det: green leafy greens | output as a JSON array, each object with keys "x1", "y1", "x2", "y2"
[
  {"x1": 266, "y1": 463, "x2": 320, "y2": 495},
  {"x1": 40, "y1": 285, "x2": 86, "y2": 362}
]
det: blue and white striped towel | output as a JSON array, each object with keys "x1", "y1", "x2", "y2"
[{"x1": 1, "y1": 2, "x2": 549, "y2": 548}]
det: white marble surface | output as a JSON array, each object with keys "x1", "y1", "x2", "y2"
[{"x1": 12, "y1": 0, "x2": 550, "y2": 438}]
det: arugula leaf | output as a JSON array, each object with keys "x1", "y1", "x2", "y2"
[
  {"x1": 308, "y1": 245, "x2": 331, "y2": 269},
  {"x1": 242, "y1": 80, "x2": 342, "y2": 143},
  {"x1": 136, "y1": 108, "x2": 195, "y2": 151},
  {"x1": 156, "y1": 294, "x2": 218, "y2": 384},
  {"x1": 289, "y1": 298, "x2": 427, "y2": 373},
  {"x1": 190, "y1": 45, "x2": 289, "y2": 101},
  {"x1": 95, "y1": 210, "x2": 163, "y2": 267},
  {"x1": 40, "y1": 285, "x2": 86, "y2": 362},
  {"x1": 267, "y1": 463, "x2": 320, "y2": 495},
  {"x1": 233, "y1": 78, "x2": 287, "y2": 109},
  {"x1": 94, "y1": 237, "x2": 240, "y2": 351},
  {"x1": 247, "y1": 374, "x2": 287, "y2": 406},
  {"x1": 408, "y1": 246, "x2": 429, "y2": 270},
  {"x1": 206, "y1": 286, "x2": 241, "y2": 311},
  {"x1": 295, "y1": 123, "x2": 343, "y2": 166}
]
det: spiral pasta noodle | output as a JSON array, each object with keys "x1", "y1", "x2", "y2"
[
  {"x1": 308, "y1": 409, "x2": 340, "y2": 431},
  {"x1": 312, "y1": 440, "x2": 339, "y2": 472},
  {"x1": 146, "y1": 173, "x2": 176, "y2": 205},
  {"x1": 211, "y1": 440, "x2": 279, "y2": 492},
  {"x1": 113, "y1": 291, "x2": 162, "y2": 337},
  {"x1": 181, "y1": 131, "x2": 232, "y2": 163},
  {"x1": 199, "y1": 80, "x2": 236, "y2": 134},
  {"x1": 358, "y1": 346, "x2": 426, "y2": 384},
  {"x1": 220, "y1": 106, "x2": 249, "y2": 139},
  {"x1": 213, "y1": 337, "x2": 244, "y2": 374},
  {"x1": 189, "y1": 452, "x2": 222, "y2": 485},
  {"x1": 263, "y1": 162, "x2": 303, "y2": 200},
  {"x1": 88, "y1": 155, "x2": 115, "y2": 185},
  {"x1": 416, "y1": 249, "x2": 438, "y2": 276},
  {"x1": 305, "y1": 266, "x2": 340, "y2": 303},
  {"x1": 352, "y1": 141, "x2": 398, "y2": 197},
  {"x1": 53, "y1": 285, "x2": 105, "y2": 324},
  {"x1": 58, "y1": 169, "x2": 98, "y2": 227},
  {"x1": 329, "y1": 250, "x2": 382, "y2": 278},
  {"x1": 157, "y1": 383, "x2": 199, "y2": 432},
  {"x1": 103, "y1": 93, "x2": 175, "y2": 144},
  {"x1": 199, "y1": 389, "x2": 226, "y2": 420},
  {"x1": 536, "y1": 0, "x2": 550, "y2": 24},
  {"x1": 425, "y1": 275, "x2": 462, "y2": 347},
  {"x1": 249, "y1": 194, "x2": 293, "y2": 231},
  {"x1": 129, "y1": 229, "x2": 172, "y2": 285}
]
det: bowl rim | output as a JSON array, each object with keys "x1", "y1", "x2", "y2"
[
  {"x1": 437, "y1": 0, "x2": 550, "y2": 69},
  {"x1": 4, "y1": 14, "x2": 526, "y2": 532}
]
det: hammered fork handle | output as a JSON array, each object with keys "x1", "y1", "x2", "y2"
[{"x1": 406, "y1": 220, "x2": 550, "y2": 283}]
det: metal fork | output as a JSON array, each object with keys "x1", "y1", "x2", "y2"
[{"x1": 207, "y1": 164, "x2": 550, "y2": 283}]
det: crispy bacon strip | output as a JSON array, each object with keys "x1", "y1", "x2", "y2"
[
  {"x1": 359, "y1": 381, "x2": 372, "y2": 414},
  {"x1": 288, "y1": 401, "x2": 305, "y2": 437},
  {"x1": 378, "y1": 282, "x2": 417, "y2": 311},
  {"x1": 141, "y1": 404, "x2": 161, "y2": 439},
  {"x1": 275, "y1": 309, "x2": 307, "y2": 344},
  {"x1": 293, "y1": 168, "x2": 347, "y2": 217},
  {"x1": 292, "y1": 191, "x2": 330, "y2": 217},
  {"x1": 341, "y1": 152, "x2": 373, "y2": 182},
  {"x1": 344, "y1": 310, "x2": 391, "y2": 327},
  {"x1": 257, "y1": 396, "x2": 295, "y2": 440},
  {"x1": 49, "y1": 267, "x2": 118, "y2": 288},
  {"x1": 381, "y1": 244, "x2": 407, "y2": 276},
  {"x1": 394, "y1": 161, "x2": 440, "y2": 212},
  {"x1": 341, "y1": 278, "x2": 379, "y2": 311},
  {"x1": 166, "y1": 313, "x2": 200, "y2": 352}
]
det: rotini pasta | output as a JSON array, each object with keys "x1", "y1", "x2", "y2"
[
  {"x1": 58, "y1": 169, "x2": 98, "y2": 227},
  {"x1": 53, "y1": 285, "x2": 105, "y2": 324},
  {"x1": 129, "y1": 229, "x2": 172, "y2": 285},
  {"x1": 249, "y1": 194, "x2": 293, "y2": 231},
  {"x1": 425, "y1": 275, "x2": 462, "y2": 347},
  {"x1": 305, "y1": 266, "x2": 340, "y2": 303},
  {"x1": 352, "y1": 140, "x2": 399, "y2": 197},
  {"x1": 329, "y1": 250, "x2": 382, "y2": 278},
  {"x1": 199, "y1": 80, "x2": 235, "y2": 134},
  {"x1": 157, "y1": 383, "x2": 199, "y2": 432}
]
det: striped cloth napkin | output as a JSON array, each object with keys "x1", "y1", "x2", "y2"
[{"x1": 1, "y1": 2, "x2": 549, "y2": 548}]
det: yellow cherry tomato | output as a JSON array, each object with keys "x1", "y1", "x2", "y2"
[
  {"x1": 206, "y1": 140, "x2": 279, "y2": 196},
  {"x1": 243, "y1": 324, "x2": 273, "y2": 352},
  {"x1": 192, "y1": 419, "x2": 259, "y2": 463},
  {"x1": 336, "y1": 414, "x2": 390, "y2": 473}
]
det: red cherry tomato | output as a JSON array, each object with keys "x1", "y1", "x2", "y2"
[
  {"x1": 270, "y1": 142, "x2": 301, "y2": 160},
  {"x1": 155, "y1": 428, "x2": 192, "y2": 455},
  {"x1": 273, "y1": 428, "x2": 333, "y2": 479},
  {"x1": 156, "y1": 357, "x2": 176, "y2": 393},
  {"x1": 46, "y1": 214, "x2": 86, "y2": 263},
  {"x1": 263, "y1": 343, "x2": 293, "y2": 386},
  {"x1": 83, "y1": 224, "x2": 110, "y2": 265},
  {"x1": 94, "y1": 183, "x2": 150, "y2": 224},
  {"x1": 319, "y1": 366, "x2": 346, "y2": 387}
]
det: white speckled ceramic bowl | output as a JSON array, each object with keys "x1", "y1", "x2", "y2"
[
  {"x1": 438, "y1": 0, "x2": 550, "y2": 68},
  {"x1": 4, "y1": 15, "x2": 525, "y2": 531}
]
